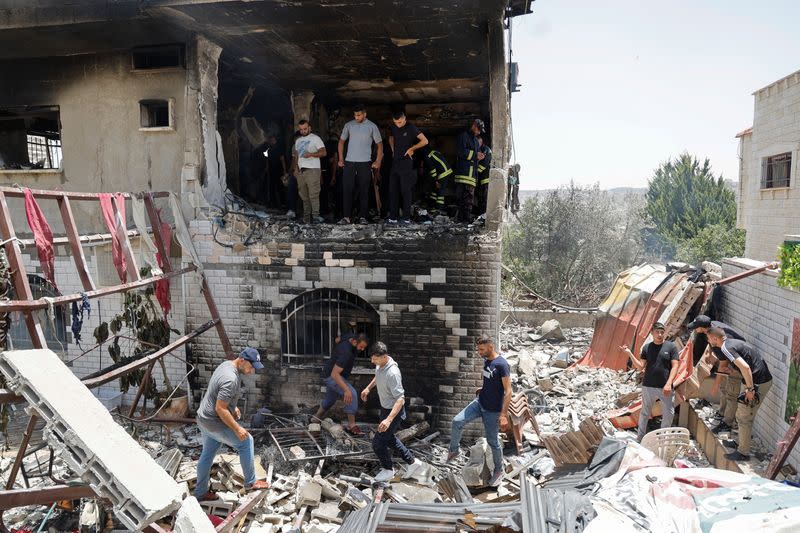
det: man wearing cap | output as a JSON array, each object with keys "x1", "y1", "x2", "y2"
[
  {"x1": 315, "y1": 333, "x2": 369, "y2": 436},
  {"x1": 706, "y1": 327, "x2": 773, "y2": 461},
  {"x1": 620, "y1": 322, "x2": 680, "y2": 441},
  {"x1": 688, "y1": 314, "x2": 746, "y2": 433},
  {"x1": 194, "y1": 348, "x2": 269, "y2": 501},
  {"x1": 360, "y1": 342, "x2": 425, "y2": 482},
  {"x1": 453, "y1": 119, "x2": 484, "y2": 223}
]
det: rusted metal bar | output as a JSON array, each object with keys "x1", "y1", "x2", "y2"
[
  {"x1": 766, "y1": 408, "x2": 800, "y2": 479},
  {"x1": 716, "y1": 261, "x2": 780, "y2": 286},
  {"x1": 215, "y1": 489, "x2": 269, "y2": 533},
  {"x1": 18, "y1": 229, "x2": 152, "y2": 248},
  {"x1": 0, "y1": 187, "x2": 169, "y2": 200},
  {"x1": 128, "y1": 361, "x2": 156, "y2": 418},
  {"x1": 4, "y1": 416, "x2": 39, "y2": 490},
  {"x1": 0, "y1": 191, "x2": 47, "y2": 346},
  {"x1": 57, "y1": 194, "x2": 96, "y2": 291},
  {"x1": 82, "y1": 319, "x2": 217, "y2": 388},
  {"x1": 201, "y1": 276, "x2": 233, "y2": 358},
  {"x1": 0, "y1": 484, "x2": 95, "y2": 510},
  {"x1": 142, "y1": 192, "x2": 173, "y2": 273},
  {"x1": 0, "y1": 265, "x2": 196, "y2": 311}
]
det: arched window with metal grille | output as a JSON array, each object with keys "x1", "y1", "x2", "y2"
[{"x1": 280, "y1": 288, "x2": 380, "y2": 364}]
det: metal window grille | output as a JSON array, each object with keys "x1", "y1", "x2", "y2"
[
  {"x1": 280, "y1": 288, "x2": 379, "y2": 364},
  {"x1": 761, "y1": 152, "x2": 792, "y2": 189},
  {"x1": 26, "y1": 134, "x2": 62, "y2": 169}
]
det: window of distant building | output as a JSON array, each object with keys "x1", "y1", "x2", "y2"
[
  {"x1": 761, "y1": 152, "x2": 792, "y2": 189},
  {"x1": 0, "y1": 106, "x2": 62, "y2": 171}
]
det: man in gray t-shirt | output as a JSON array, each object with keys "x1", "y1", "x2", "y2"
[
  {"x1": 337, "y1": 104, "x2": 383, "y2": 224},
  {"x1": 360, "y1": 342, "x2": 424, "y2": 482},
  {"x1": 194, "y1": 348, "x2": 269, "y2": 501}
]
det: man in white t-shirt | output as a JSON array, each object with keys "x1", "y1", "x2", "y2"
[{"x1": 292, "y1": 120, "x2": 326, "y2": 223}]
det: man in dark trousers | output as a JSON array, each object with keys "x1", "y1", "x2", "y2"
[
  {"x1": 360, "y1": 342, "x2": 425, "y2": 482},
  {"x1": 315, "y1": 333, "x2": 369, "y2": 436},
  {"x1": 620, "y1": 322, "x2": 680, "y2": 441},
  {"x1": 453, "y1": 119, "x2": 484, "y2": 222},
  {"x1": 194, "y1": 348, "x2": 270, "y2": 501},
  {"x1": 475, "y1": 136, "x2": 492, "y2": 216},
  {"x1": 707, "y1": 327, "x2": 773, "y2": 461},
  {"x1": 422, "y1": 145, "x2": 453, "y2": 212},
  {"x1": 688, "y1": 314, "x2": 746, "y2": 432},
  {"x1": 387, "y1": 110, "x2": 428, "y2": 224},
  {"x1": 447, "y1": 334, "x2": 512, "y2": 487},
  {"x1": 337, "y1": 104, "x2": 383, "y2": 224}
]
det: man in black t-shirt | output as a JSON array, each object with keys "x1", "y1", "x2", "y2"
[
  {"x1": 446, "y1": 334, "x2": 512, "y2": 487},
  {"x1": 621, "y1": 322, "x2": 680, "y2": 441},
  {"x1": 387, "y1": 110, "x2": 428, "y2": 224},
  {"x1": 707, "y1": 328, "x2": 773, "y2": 460},
  {"x1": 314, "y1": 333, "x2": 369, "y2": 436}
]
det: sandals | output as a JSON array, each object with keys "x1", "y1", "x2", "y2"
[
  {"x1": 345, "y1": 425, "x2": 364, "y2": 437},
  {"x1": 245, "y1": 480, "x2": 270, "y2": 491}
]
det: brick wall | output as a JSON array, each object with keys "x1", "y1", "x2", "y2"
[
  {"x1": 184, "y1": 220, "x2": 502, "y2": 435},
  {"x1": 720, "y1": 258, "x2": 800, "y2": 468},
  {"x1": 738, "y1": 70, "x2": 800, "y2": 261}
]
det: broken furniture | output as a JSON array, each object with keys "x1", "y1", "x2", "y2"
[
  {"x1": 640, "y1": 427, "x2": 690, "y2": 466},
  {"x1": 505, "y1": 391, "x2": 537, "y2": 455}
]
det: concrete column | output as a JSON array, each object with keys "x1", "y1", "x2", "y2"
[
  {"x1": 292, "y1": 90, "x2": 315, "y2": 123},
  {"x1": 485, "y1": 17, "x2": 509, "y2": 233}
]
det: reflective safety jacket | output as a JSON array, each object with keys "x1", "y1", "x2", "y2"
[
  {"x1": 424, "y1": 149, "x2": 453, "y2": 182},
  {"x1": 454, "y1": 130, "x2": 480, "y2": 187},
  {"x1": 478, "y1": 144, "x2": 493, "y2": 186}
]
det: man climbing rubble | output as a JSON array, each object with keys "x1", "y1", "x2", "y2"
[
  {"x1": 194, "y1": 348, "x2": 270, "y2": 501},
  {"x1": 447, "y1": 334, "x2": 512, "y2": 487},
  {"x1": 621, "y1": 322, "x2": 679, "y2": 441},
  {"x1": 315, "y1": 333, "x2": 369, "y2": 436},
  {"x1": 360, "y1": 341, "x2": 425, "y2": 482},
  {"x1": 706, "y1": 327, "x2": 773, "y2": 461},
  {"x1": 688, "y1": 314, "x2": 746, "y2": 433}
]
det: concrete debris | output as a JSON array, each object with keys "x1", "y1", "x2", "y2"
[{"x1": 531, "y1": 319, "x2": 566, "y2": 341}]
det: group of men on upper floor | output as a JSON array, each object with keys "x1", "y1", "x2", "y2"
[{"x1": 256, "y1": 106, "x2": 499, "y2": 225}]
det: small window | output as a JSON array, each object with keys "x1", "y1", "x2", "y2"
[
  {"x1": 0, "y1": 105, "x2": 61, "y2": 170},
  {"x1": 281, "y1": 288, "x2": 380, "y2": 365},
  {"x1": 139, "y1": 99, "x2": 173, "y2": 130},
  {"x1": 132, "y1": 45, "x2": 184, "y2": 70},
  {"x1": 761, "y1": 152, "x2": 792, "y2": 189}
]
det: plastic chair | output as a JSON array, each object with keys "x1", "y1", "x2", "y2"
[{"x1": 640, "y1": 427, "x2": 690, "y2": 465}]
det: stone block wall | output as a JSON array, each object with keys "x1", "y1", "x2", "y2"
[
  {"x1": 720, "y1": 258, "x2": 800, "y2": 468},
  {"x1": 184, "y1": 220, "x2": 503, "y2": 434}
]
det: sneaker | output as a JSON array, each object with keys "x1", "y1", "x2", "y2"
[
  {"x1": 386, "y1": 218, "x2": 399, "y2": 225},
  {"x1": 286, "y1": 210, "x2": 296, "y2": 219},
  {"x1": 722, "y1": 439, "x2": 738, "y2": 449},
  {"x1": 197, "y1": 491, "x2": 219, "y2": 502},
  {"x1": 374, "y1": 468, "x2": 395, "y2": 482},
  {"x1": 312, "y1": 215, "x2": 325, "y2": 224},
  {"x1": 724, "y1": 451, "x2": 750, "y2": 461},
  {"x1": 712, "y1": 421, "x2": 732, "y2": 434},
  {"x1": 400, "y1": 219, "x2": 412, "y2": 225},
  {"x1": 358, "y1": 217, "x2": 369, "y2": 224},
  {"x1": 488, "y1": 469, "x2": 504, "y2": 487},
  {"x1": 337, "y1": 217, "x2": 351, "y2": 225},
  {"x1": 444, "y1": 450, "x2": 460, "y2": 463},
  {"x1": 402, "y1": 459, "x2": 425, "y2": 480}
]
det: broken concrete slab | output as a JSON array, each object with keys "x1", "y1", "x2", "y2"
[
  {"x1": 174, "y1": 496, "x2": 216, "y2": 533},
  {"x1": 297, "y1": 480, "x2": 322, "y2": 508},
  {"x1": 532, "y1": 319, "x2": 566, "y2": 341},
  {"x1": 310, "y1": 502, "x2": 343, "y2": 524},
  {"x1": 0, "y1": 349, "x2": 185, "y2": 531}
]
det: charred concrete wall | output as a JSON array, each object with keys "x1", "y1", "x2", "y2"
[
  {"x1": 720, "y1": 257, "x2": 800, "y2": 468},
  {"x1": 184, "y1": 220, "x2": 502, "y2": 434}
]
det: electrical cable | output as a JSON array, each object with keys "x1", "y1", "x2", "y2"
[{"x1": 501, "y1": 263, "x2": 600, "y2": 312}]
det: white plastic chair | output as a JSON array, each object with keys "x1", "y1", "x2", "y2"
[{"x1": 640, "y1": 427, "x2": 691, "y2": 465}]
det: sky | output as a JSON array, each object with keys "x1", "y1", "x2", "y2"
[{"x1": 510, "y1": 0, "x2": 800, "y2": 190}]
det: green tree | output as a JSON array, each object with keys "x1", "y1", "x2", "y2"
[
  {"x1": 675, "y1": 224, "x2": 746, "y2": 265},
  {"x1": 645, "y1": 153, "x2": 737, "y2": 243}
]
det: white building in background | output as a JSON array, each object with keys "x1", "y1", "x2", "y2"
[{"x1": 737, "y1": 68, "x2": 800, "y2": 261}]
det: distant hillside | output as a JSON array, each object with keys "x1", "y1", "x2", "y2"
[{"x1": 518, "y1": 182, "x2": 737, "y2": 205}]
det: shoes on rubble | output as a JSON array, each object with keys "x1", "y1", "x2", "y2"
[
  {"x1": 402, "y1": 459, "x2": 425, "y2": 479},
  {"x1": 374, "y1": 468, "x2": 395, "y2": 483},
  {"x1": 724, "y1": 451, "x2": 750, "y2": 461}
]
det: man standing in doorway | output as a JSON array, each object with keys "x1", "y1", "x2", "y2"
[
  {"x1": 315, "y1": 333, "x2": 369, "y2": 436},
  {"x1": 265, "y1": 134, "x2": 287, "y2": 209},
  {"x1": 454, "y1": 119, "x2": 484, "y2": 223},
  {"x1": 707, "y1": 327, "x2": 773, "y2": 461},
  {"x1": 338, "y1": 104, "x2": 383, "y2": 224},
  {"x1": 387, "y1": 110, "x2": 428, "y2": 224},
  {"x1": 447, "y1": 334, "x2": 512, "y2": 487},
  {"x1": 292, "y1": 120, "x2": 326, "y2": 224},
  {"x1": 360, "y1": 342, "x2": 425, "y2": 482},
  {"x1": 194, "y1": 348, "x2": 270, "y2": 501},
  {"x1": 621, "y1": 322, "x2": 680, "y2": 441}
]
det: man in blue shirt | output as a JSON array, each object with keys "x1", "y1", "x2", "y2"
[
  {"x1": 447, "y1": 334, "x2": 512, "y2": 487},
  {"x1": 315, "y1": 333, "x2": 369, "y2": 436}
]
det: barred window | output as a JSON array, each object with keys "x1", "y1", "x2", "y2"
[
  {"x1": 761, "y1": 152, "x2": 792, "y2": 189},
  {"x1": 0, "y1": 105, "x2": 61, "y2": 170},
  {"x1": 281, "y1": 289, "x2": 379, "y2": 364},
  {"x1": 26, "y1": 134, "x2": 62, "y2": 169}
]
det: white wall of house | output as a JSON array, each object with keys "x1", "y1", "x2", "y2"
[{"x1": 738, "y1": 69, "x2": 800, "y2": 261}]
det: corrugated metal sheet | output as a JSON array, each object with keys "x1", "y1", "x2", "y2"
[{"x1": 578, "y1": 264, "x2": 692, "y2": 371}]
